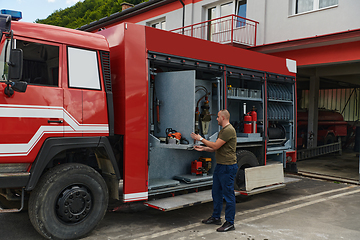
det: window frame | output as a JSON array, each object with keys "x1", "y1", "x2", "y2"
[
  {"x1": 9, "y1": 36, "x2": 61, "y2": 87},
  {"x1": 148, "y1": 17, "x2": 166, "y2": 30},
  {"x1": 290, "y1": 0, "x2": 338, "y2": 15},
  {"x1": 67, "y1": 46, "x2": 102, "y2": 91},
  {"x1": 0, "y1": 37, "x2": 10, "y2": 82}
]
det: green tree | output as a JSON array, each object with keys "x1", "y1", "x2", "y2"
[{"x1": 35, "y1": 0, "x2": 148, "y2": 29}]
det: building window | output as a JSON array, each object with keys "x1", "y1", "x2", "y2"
[
  {"x1": 237, "y1": 0, "x2": 247, "y2": 19},
  {"x1": 295, "y1": 0, "x2": 338, "y2": 14},
  {"x1": 205, "y1": 0, "x2": 246, "y2": 39},
  {"x1": 296, "y1": 0, "x2": 313, "y2": 13},
  {"x1": 206, "y1": 0, "x2": 246, "y2": 20},
  {"x1": 220, "y1": 2, "x2": 233, "y2": 17},
  {"x1": 208, "y1": 6, "x2": 216, "y2": 21},
  {"x1": 319, "y1": 0, "x2": 338, "y2": 8},
  {"x1": 149, "y1": 18, "x2": 166, "y2": 30}
]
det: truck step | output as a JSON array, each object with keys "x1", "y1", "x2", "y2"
[
  {"x1": 245, "y1": 163, "x2": 284, "y2": 191},
  {"x1": 0, "y1": 208, "x2": 23, "y2": 213},
  {"x1": 145, "y1": 190, "x2": 241, "y2": 211},
  {"x1": 238, "y1": 176, "x2": 301, "y2": 196},
  {"x1": 0, "y1": 188, "x2": 25, "y2": 213},
  {"x1": 145, "y1": 190, "x2": 213, "y2": 211},
  {"x1": 144, "y1": 176, "x2": 301, "y2": 211}
]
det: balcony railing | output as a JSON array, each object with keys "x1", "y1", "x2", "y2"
[{"x1": 171, "y1": 15, "x2": 259, "y2": 47}]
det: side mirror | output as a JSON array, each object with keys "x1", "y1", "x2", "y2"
[
  {"x1": 8, "y1": 48, "x2": 23, "y2": 80},
  {"x1": 0, "y1": 14, "x2": 11, "y2": 34},
  {"x1": 11, "y1": 81, "x2": 27, "y2": 93}
]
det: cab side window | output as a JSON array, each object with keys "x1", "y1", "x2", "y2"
[
  {"x1": 16, "y1": 40, "x2": 59, "y2": 86},
  {"x1": 67, "y1": 47, "x2": 101, "y2": 90}
]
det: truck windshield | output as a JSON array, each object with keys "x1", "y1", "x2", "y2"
[{"x1": 0, "y1": 38, "x2": 10, "y2": 82}]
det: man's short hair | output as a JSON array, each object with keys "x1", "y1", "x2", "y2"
[{"x1": 219, "y1": 109, "x2": 230, "y2": 120}]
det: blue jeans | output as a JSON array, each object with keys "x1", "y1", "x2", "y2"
[{"x1": 211, "y1": 164, "x2": 238, "y2": 224}]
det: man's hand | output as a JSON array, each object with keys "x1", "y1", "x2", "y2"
[
  {"x1": 190, "y1": 132, "x2": 201, "y2": 141},
  {"x1": 190, "y1": 132, "x2": 225, "y2": 151},
  {"x1": 193, "y1": 145, "x2": 215, "y2": 152},
  {"x1": 194, "y1": 145, "x2": 205, "y2": 151}
]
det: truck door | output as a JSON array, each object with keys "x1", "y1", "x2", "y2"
[
  {"x1": 64, "y1": 46, "x2": 109, "y2": 137},
  {"x1": 0, "y1": 38, "x2": 63, "y2": 163}
]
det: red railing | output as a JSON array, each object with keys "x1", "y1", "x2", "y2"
[{"x1": 171, "y1": 15, "x2": 259, "y2": 47}]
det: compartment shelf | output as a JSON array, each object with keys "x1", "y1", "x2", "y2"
[
  {"x1": 150, "y1": 135, "x2": 194, "y2": 150},
  {"x1": 157, "y1": 143, "x2": 194, "y2": 150},
  {"x1": 237, "y1": 137, "x2": 263, "y2": 143},
  {"x1": 228, "y1": 96, "x2": 262, "y2": 102},
  {"x1": 236, "y1": 133, "x2": 263, "y2": 143},
  {"x1": 268, "y1": 99, "x2": 293, "y2": 103}
]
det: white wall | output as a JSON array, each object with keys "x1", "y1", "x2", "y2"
[
  {"x1": 136, "y1": 0, "x2": 240, "y2": 31},
  {"x1": 248, "y1": 0, "x2": 360, "y2": 45},
  {"x1": 135, "y1": 0, "x2": 360, "y2": 45}
]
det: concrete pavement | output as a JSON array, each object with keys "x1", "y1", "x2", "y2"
[{"x1": 1, "y1": 176, "x2": 359, "y2": 240}]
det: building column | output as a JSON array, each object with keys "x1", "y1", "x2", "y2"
[{"x1": 307, "y1": 75, "x2": 320, "y2": 148}]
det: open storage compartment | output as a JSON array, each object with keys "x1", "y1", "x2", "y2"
[
  {"x1": 226, "y1": 67, "x2": 265, "y2": 143},
  {"x1": 266, "y1": 74, "x2": 296, "y2": 165},
  {"x1": 147, "y1": 54, "x2": 225, "y2": 194}
]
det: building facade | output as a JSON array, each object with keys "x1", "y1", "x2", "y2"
[{"x1": 79, "y1": 0, "x2": 360, "y2": 148}]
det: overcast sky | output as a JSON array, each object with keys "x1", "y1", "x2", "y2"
[{"x1": 1, "y1": 0, "x2": 83, "y2": 23}]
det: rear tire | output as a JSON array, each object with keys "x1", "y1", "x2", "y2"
[
  {"x1": 28, "y1": 163, "x2": 108, "y2": 240},
  {"x1": 234, "y1": 150, "x2": 259, "y2": 190},
  {"x1": 324, "y1": 134, "x2": 336, "y2": 145}
]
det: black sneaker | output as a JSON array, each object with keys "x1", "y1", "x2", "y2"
[
  {"x1": 216, "y1": 221, "x2": 235, "y2": 232},
  {"x1": 201, "y1": 216, "x2": 222, "y2": 225}
]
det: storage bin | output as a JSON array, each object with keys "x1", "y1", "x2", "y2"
[
  {"x1": 238, "y1": 88, "x2": 248, "y2": 97},
  {"x1": 249, "y1": 89, "x2": 261, "y2": 98}
]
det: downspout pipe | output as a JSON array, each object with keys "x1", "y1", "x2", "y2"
[{"x1": 178, "y1": 0, "x2": 185, "y2": 34}]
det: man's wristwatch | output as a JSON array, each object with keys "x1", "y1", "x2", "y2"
[{"x1": 199, "y1": 137, "x2": 203, "y2": 141}]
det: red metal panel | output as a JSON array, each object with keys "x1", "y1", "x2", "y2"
[
  {"x1": 97, "y1": 25, "x2": 126, "y2": 135},
  {"x1": 99, "y1": 23, "x2": 149, "y2": 201},
  {"x1": 286, "y1": 151, "x2": 296, "y2": 163},
  {"x1": 62, "y1": 45, "x2": 83, "y2": 137},
  {"x1": 11, "y1": 21, "x2": 109, "y2": 51},
  {"x1": 0, "y1": 83, "x2": 64, "y2": 164},
  {"x1": 64, "y1": 89, "x2": 83, "y2": 137},
  {"x1": 0, "y1": 36, "x2": 65, "y2": 164},
  {"x1": 270, "y1": 41, "x2": 360, "y2": 67},
  {"x1": 83, "y1": 90, "x2": 109, "y2": 137},
  {"x1": 145, "y1": 26, "x2": 295, "y2": 77}
]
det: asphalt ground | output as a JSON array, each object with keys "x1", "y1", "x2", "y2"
[{"x1": 1, "y1": 175, "x2": 359, "y2": 240}]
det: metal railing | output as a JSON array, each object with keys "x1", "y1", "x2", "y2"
[
  {"x1": 171, "y1": 15, "x2": 259, "y2": 47},
  {"x1": 297, "y1": 138, "x2": 342, "y2": 161}
]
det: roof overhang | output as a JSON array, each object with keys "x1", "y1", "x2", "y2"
[
  {"x1": 251, "y1": 28, "x2": 360, "y2": 54},
  {"x1": 251, "y1": 29, "x2": 360, "y2": 90},
  {"x1": 78, "y1": 0, "x2": 176, "y2": 32}
]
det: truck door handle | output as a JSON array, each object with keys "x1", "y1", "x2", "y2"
[{"x1": 48, "y1": 119, "x2": 63, "y2": 123}]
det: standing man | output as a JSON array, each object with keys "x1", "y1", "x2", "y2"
[{"x1": 190, "y1": 109, "x2": 237, "y2": 232}]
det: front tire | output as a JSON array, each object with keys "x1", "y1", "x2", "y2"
[{"x1": 29, "y1": 163, "x2": 108, "y2": 240}]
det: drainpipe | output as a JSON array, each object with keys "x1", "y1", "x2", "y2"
[{"x1": 178, "y1": 0, "x2": 185, "y2": 34}]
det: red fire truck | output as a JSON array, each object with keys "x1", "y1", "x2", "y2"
[
  {"x1": 297, "y1": 109, "x2": 348, "y2": 147},
  {"x1": 0, "y1": 11, "x2": 297, "y2": 239}
]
